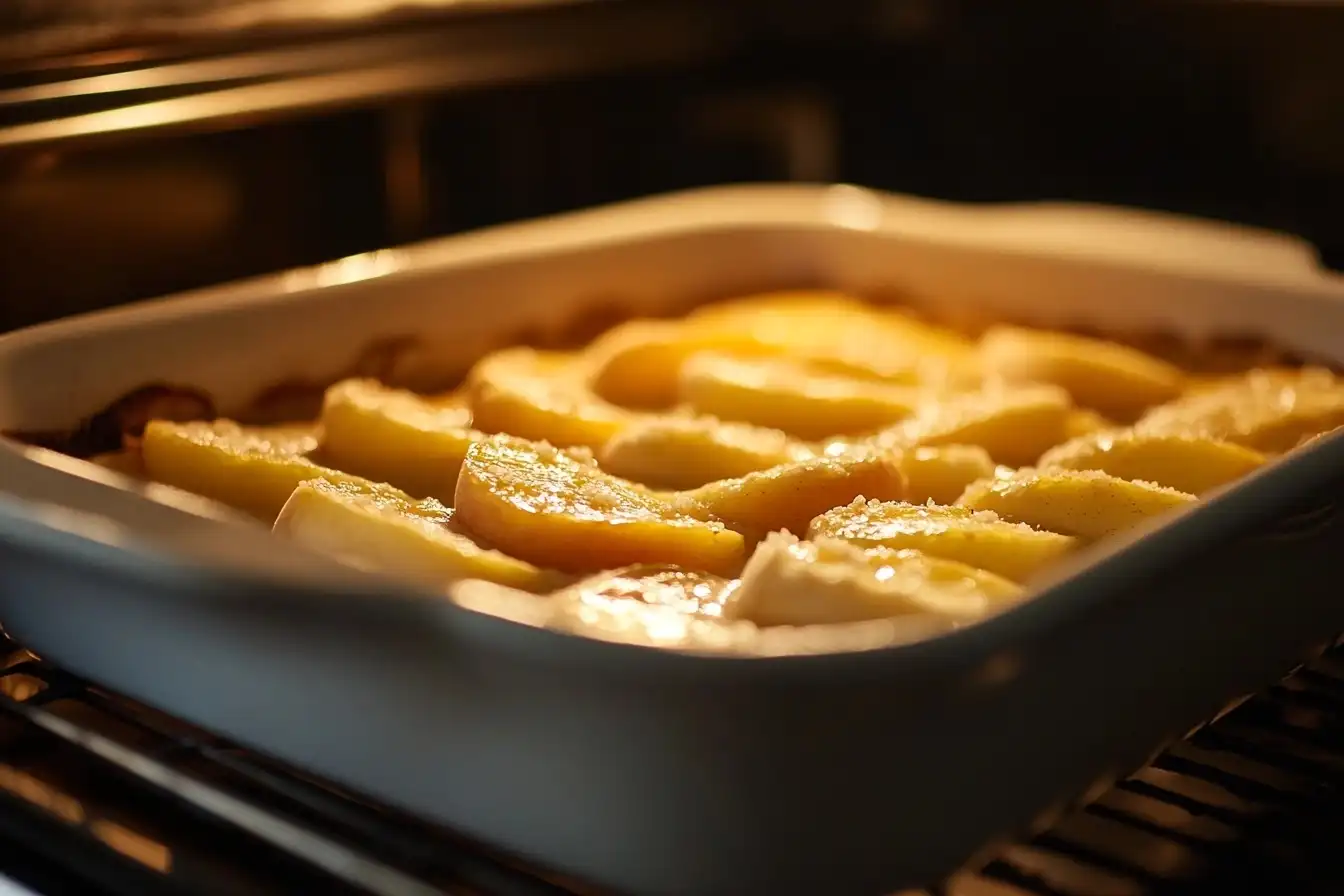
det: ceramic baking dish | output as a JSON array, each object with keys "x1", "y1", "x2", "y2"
[{"x1": 1, "y1": 185, "x2": 1344, "y2": 896}]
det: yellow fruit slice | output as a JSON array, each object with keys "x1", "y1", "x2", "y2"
[
  {"x1": 678, "y1": 353, "x2": 925, "y2": 439},
  {"x1": 733, "y1": 532, "x2": 1023, "y2": 626},
  {"x1": 584, "y1": 319, "x2": 776, "y2": 409},
  {"x1": 690, "y1": 292, "x2": 982, "y2": 386},
  {"x1": 1038, "y1": 429, "x2": 1265, "y2": 495},
  {"x1": 1136, "y1": 367, "x2": 1344, "y2": 453},
  {"x1": 597, "y1": 416, "x2": 811, "y2": 489},
  {"x1": 275, "y1": 478, "x2": 562, "y2": 592},
  {"x1": 893, "y1": 445, "x2": 996, "y2": 505},
  {"x1": 808, "y1": 498, "x2": 1075, "y2": 583},
  {"x1": 672, "y1": 453, "x2": 907, "y2": 541},
  {"x1": 453, "y1": 436, "x2": 745, "y2": 576},
  {"x1": 319, "y1": 379, "x2": 482, "y2": 502},
  {"x1": 468, "y1": 347, "x2": 633, "y2": 450},
  {"x1": 957, "y1": 468, "x2": 1196, "y2": 541},
  {"x1": 849, "y1": 385, "x2": 1073, "y2": 467},
  {"x1": 585, "y1": 294, "x2": 977, "y2": 409},
  {"x1": 552, "y1": 564, "x2": 740, "y2": 620},
  {"x1": 141, "y1": 420, "x2": 361, "y2": 522},
  {"x1": 1064, "y1": 408, "x2": 1114, "y2": 441},
  {"x1": 979, "y1": 325, "x2": 1184, "y2": 421}
]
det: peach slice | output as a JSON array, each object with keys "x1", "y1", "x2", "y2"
[
  {"x1": 1063, "y1": 408, "x2": 1114, "y2": 441},
  {"x1": 275, "y1": 478, "x2": 562, "y2": 592},
  {"x1": 453, "y1": 436, "x2": 746, "y2": 576},
  {"x1": 842, "y1": 385, "x2": 1073, "y2": 468},
  {"x1": 1038, "y1": 428, "x2": 1265, "y2": 495},
  {"x1": 468, "y1": 347, "x2": 634, "y2": 450},
  {"x1": 141, "y1": 420, "x2": 360, "y2": 522},
  {"x1": 890, "y1": 444, "x2": 996, "y2": 506},
  {"x1": 808, "y1": 498, "x2": 1076, "y2": 583},
  {"x1": 678, "y1": 353, "x2": 925, "y2": 439},
  {"x1": 319, "y1": 378, "x2": 482, "y2": 502},
  {"x1": 979, "y1": 325, "x2": 1185, "y2": 421},
  {"x1": 584, "y1": 319, "x2": 778, "y2": 409},
  {"x1": 672, "y1": 452, "x2": 906, "y2": 541},
  {"x1": 733, "y1": 533, "x2": 1023, "y2": 627},
  {"x1": 597, "y1": 416, "x2": 810, "y2": 490},
  {"x1": 1137, "y1": 367, "x2": 1344, "y2": 453},
  {"x1": 957, "y1": 467, "x2": 1196, "y2": 541},
  {"x1": 690, "y1": 291, "x2": 982, "y2": 386}
]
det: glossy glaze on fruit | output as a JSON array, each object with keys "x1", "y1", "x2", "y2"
[{"x1": 123, "y1": 290, "x2": 1344, "y2": 653}]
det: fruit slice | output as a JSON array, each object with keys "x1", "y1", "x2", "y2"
[
  {"x1": 672, "y1": 453, "x2": 907, "y2": 541},
  {"x1": 551, "y1": 564, "x2": 741, "y2": 620},
  {"x1": 678, "y1": 353, "x2": 925, "y2": 439},
  {"x1": 275, "y1": 478, "x2": 563, "y2": 592},
  {"x1": 808, "y1": 498, "x2": 1076, "y2": 583},
  {"x1": 1064, "y1": 408, "x2": 1113, "y2": 441},
  {"x1": 733, "y1": 532, "x2": 1023, "y2": 626},
  {"x1": 1038, "y1": 429, "x2": 1265, "y2": 495},
  {"x1": 853, "y1": 385, "x2": 1073, "y2": 467},
  {"x1": 690, "y1": 292, "x2": 982, "y2": 386},
  {"x1": 597, "y1": 416, "x2": 811, "y2": 489},
  {"x1": 1136, "y1": 367, "x2": 1344, "y2": 453},
  {"x1": 319, "y1": 379, "x2": 482, "y2": 502},
  {"x1": 979, "y1": 325, "x2": 1184, "y2": 420},
  {"x1": 957, "y1": 468, "x2": 1196, "y2": 541},
  {"x1": 453, "y1": 436, "x2": 745, "y2": 576},
  {"x1": 585, "y1": 294, "x2": 978, "y2": 409},
  {"x1": 141, "y1": 420, "x2": 360, "y2": 522},
  {"x1": 584, "y1": 319, "x2": 776, "y2": 409},
  {"x1": 468, "y1": 347, "x2": 633, "y2": 450},
  {"x1": 891, "y1": 445, "x2": 996, "y2": 505}
]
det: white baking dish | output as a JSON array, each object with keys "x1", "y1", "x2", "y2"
[{"x1": 0, "y1": 184, "x2": 1343, "y2": 895}]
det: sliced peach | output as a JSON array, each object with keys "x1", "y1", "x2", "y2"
[
  {"x1": 673, "y1": 453, "x2": 907, "y2": 541},
  {"x1": 468, "y1": 347, "x2": 633, "y2": 450},
  {"x1": 957, "y1": 467, "x2": 1196, "y2": 541},
  {"x1": 733, "y1": 532, "x2": 1023, "y2": 626},
  {"x1": 849, "y1": 385, "x2": 1073, "y2": 467},
  {"x1": 979, "y1": 325, "x2": 1184, "y2": 420},
  {"x1": 678, "y1": 353, "x2": 925, "y2": 439},
  {"x1": 584, "y1": 319, "x2": 777, "y2": 409},
  {"x1": 275, "y1": 478, "x2": 563, "y2": 592},
  {"x1": 319, "y1": 378, "x2": 481, "y2": 502},
  {"x1": 453, "y1": 436, "x2": 745, "y2": 576},
  {"x1": 892, "y1": 444, "x2": 996, "y2": 505},
  {"x1": 141, "y1": 420, "x2": 360, "y2": 522},
  {"x1": 1038, "y1": 428, "x2": 1265, "y2": 495},
  {"x1": 690, "y1": 291, "x2": 981, "y2": 386},
  {"x1": 808, "y1": 498, "x2": 1075, "y2": 583},
  {"x1": 1137, "y1": 367, "x2": 1344, "y2": 453},
  {"x1": 597, "y1": 415, "x2": 811, "y2": 489},
  {"x1": 1064, "y1": 408, "x2": 1114, "y2": 441}
]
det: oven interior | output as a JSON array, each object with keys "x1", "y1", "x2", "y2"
[{"x1": 2, "y1": 1, "x2": 1344, "y2": 893}]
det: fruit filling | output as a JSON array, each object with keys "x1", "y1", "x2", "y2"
[{"x1": 80, "y1": 290, "x2": 1343, "y2": 654}]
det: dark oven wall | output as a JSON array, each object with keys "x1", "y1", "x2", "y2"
[{"x1": 1, "y1": 0, "x2": 1342, "y2": 330}]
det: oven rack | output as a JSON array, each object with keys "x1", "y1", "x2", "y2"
[{"x1": 2, "y1": 635, "x2": 1344, "y2": 895}]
